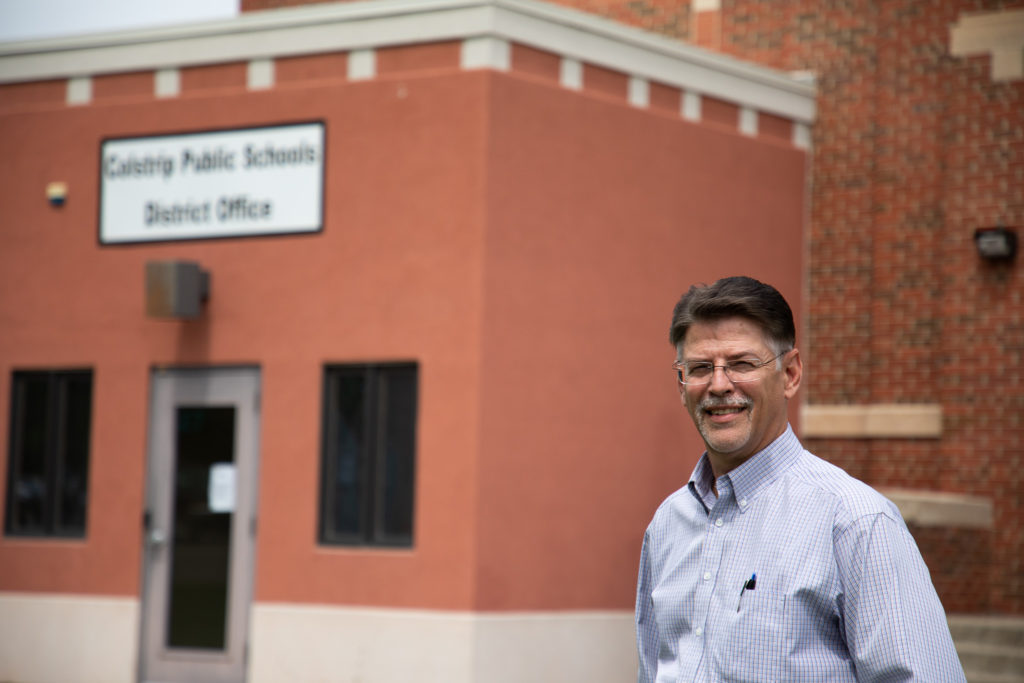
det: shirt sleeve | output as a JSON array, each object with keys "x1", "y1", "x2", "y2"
[
  {"x1": 834, "y1": 512, "x2": 966, "y2": 683},
  {"x1": 636, "y1": 530, "x2": 659, "y2": 683}
]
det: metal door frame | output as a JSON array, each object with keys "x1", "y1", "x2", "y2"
[{"x1": 139, "y1": 366, "x2": 260, "y2": 683}]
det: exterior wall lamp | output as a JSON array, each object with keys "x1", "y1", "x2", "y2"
[
  {"x1": 46, "y1": 182, "x2": 67, "y2": 207},
  {"x1": 974, "y1": 226, "x2": 1018, "y2": 262}
]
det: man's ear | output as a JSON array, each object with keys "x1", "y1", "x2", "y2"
[{"x1": 783, "y1": 348, "x2": 802, "y2": 399}]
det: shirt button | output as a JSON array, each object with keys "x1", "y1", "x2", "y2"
[
  {"x1": 739, "y1": 498, "x2": 748, "y2": 508},
  {"x1": 715, "y1": 518, "x2": 723, "y2": 527},
  {"x1": 695, "y1": 627, "x2": 703, "y2": 636},
  {"x1": 703, "y1": 572, "x2": 711, "y2": 581}
]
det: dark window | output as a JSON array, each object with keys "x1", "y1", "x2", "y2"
[
  {"x1": 168, "y1": 406, "x2": 235, "y2": 650},
  {"x1": 5, "y1": 369, "x2": 92, "y2": 537},
  {"x1": 319, "y1": 363, "x2": 417, "y2": 547}
]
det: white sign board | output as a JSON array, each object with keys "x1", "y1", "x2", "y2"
[{"x1": 100, "y1": 122, "x2": 324, "y2": 244}]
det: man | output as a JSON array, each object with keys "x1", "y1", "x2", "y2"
[{"x1": 636, "y1": 276, "x2": 965, "y2": 682}]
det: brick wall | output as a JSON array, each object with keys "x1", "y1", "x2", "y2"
[
  {"x1": 909, "y1": 524, "x2": 994, "y2": 614},
  {"x1": 710, "y1": 0, "x2": 1024, "y2": 615},
  {"x1": 575, "y1": 0, "x2": 1024, "y2": 614}
]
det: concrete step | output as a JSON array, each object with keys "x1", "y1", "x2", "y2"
[
  {"x1": 963, "y1": 673, "x2": 1024, "y2": 683},
  {"x1": 949, "y1": 615, "x2": 1024, "y2": 682},
  {"x1": 956, "y1": 642, "x2": 1024, "y2": 678},
  {"x1": 949, "y1": 615, "x2": 1024, "y2": 650}
]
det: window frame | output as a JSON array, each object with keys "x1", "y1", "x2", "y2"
[
  {"x1": 318, "y1": 362, "x2": 418, "y2": 548},
  {"x1": 4, "y1": 368, "x2": 93, "y2": 538}
]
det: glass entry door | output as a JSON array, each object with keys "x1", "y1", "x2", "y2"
[{"x1": 141, "y1": 367, "x2": 260, "y2": 683}]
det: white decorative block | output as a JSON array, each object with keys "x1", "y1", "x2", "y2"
[
  {"x1": 692, "y1": 0, "x2": 721, "y2": 11},
  {"x1": 739, "y1": 106, "x2": 757, "y2": 136},
  {"x1": 461, "y1": 37, "x2": 510, "y2": 71},
  {"x1": 248, "y1": 58, "x2": 274, "y2": 90},
  {"x1": 950, "y1": 9, "x2": 1024, "y2": 82},
  {"x1": 66, "y1": 76, "x2": 91, "y2": 105},
  {"x1": 560, "y1": 57, "x2": 582, "y2": 91},
  {"x1": 991, "y1": 45, "x2": 1024, "y2": 81},
  {"x1": 628, "y1": 76, "x2": 649, "y2": 108},
  {"x1": 682, "y1": 90, "x2": 701, "y2": 121},
  {"x1": 348, "y1": 49, "x2": 376, "y2": 81},
  {"x1": 154, "y1": 68, "x2": 180, "y2": 98},
  {"x1": 793, "y1": 122, "x2": 811, "y2": 149}
]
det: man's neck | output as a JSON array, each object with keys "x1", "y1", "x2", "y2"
[{"x1": 705, "y1": 426, "x2": 790, "y2": 484}]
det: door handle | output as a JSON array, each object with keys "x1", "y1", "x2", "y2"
[
  {"x1": 148, "y1": 529, "x2": 167, "y2": 547},
  {"x1": 143, "y1": 510, "x2": 166, "y2": 549}
]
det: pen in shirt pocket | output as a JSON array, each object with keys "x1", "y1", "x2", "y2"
[{"x1": 736, "y1": 573, "x2": 756, "y2": 612}]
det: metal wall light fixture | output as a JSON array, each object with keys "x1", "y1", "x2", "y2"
[
  {"x1": 145, "y1": 261, "x2": 211, "y2": 318},
  {"x1": 974, "y1": 226, "x2": 1018, "y2": 262}
]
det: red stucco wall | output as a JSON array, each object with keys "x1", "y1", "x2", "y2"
[
  {"x1": 472, "y1": 72, "x2": 806, "y2": 610},
  {"x1": 0, "y1": 43, "x2": 807, "y2": 611}
]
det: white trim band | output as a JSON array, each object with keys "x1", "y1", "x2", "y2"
[
  {"x1": 0, "y1": 0, "x2": 815, "y2": 123},
  {"x1": 0, "y1": 595, "x2": 635, "y2": 683},
  {"x1": 801, "y1": 403, "x2": 943, "y2": 438},
  {"x1": 250, "y1": 604, "x2": 636, "y2": 683},
  {"x1": 0, "y1": 593, "x2": 138, "y2": 683}
]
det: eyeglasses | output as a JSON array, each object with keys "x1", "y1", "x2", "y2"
[{"x1": 672, "y1": 352, "x2": 787, "y2": 386}]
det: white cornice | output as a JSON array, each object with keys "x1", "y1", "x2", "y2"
[{"x1": 0, "y1": 0, "x2": 815, "y2": 122}]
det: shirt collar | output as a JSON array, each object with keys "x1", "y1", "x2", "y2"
[
  {"x1": 687, "y1": 425, "x2": 803, "y2": 510},
  {"x1": 688, "y1": 452, "x2": 718, "y2": 510}
]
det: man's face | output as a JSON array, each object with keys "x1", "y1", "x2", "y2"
[{"x1": 677, "y1": 316, "x2": 801, "y2": 474}]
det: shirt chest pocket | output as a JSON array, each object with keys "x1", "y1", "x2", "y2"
[{"x1": 711, "y1": 589, "x2": 787, "y2": 683}]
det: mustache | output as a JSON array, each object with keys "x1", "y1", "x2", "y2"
[{"x1": 699, "y1": 396, "x2": 752, "y2": 411}]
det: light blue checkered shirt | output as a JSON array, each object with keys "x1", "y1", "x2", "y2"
[{"x1": 636, "y1": 426, "x2": 966, "y2": 682}]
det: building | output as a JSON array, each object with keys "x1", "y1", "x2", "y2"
[
  {"x1": 635, "y1": 0, "x2": 1022, "y2": 617},
  {"x1": 0, "y1": 1, "x2": 814, "y2": 681}
]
